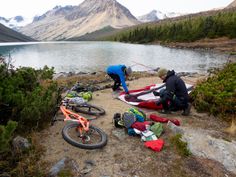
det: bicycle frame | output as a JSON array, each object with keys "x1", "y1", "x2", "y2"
[{"x1": 60, "y1": 105, "x2": 90, "y2": 132}]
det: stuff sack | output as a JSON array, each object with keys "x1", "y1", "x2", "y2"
[
  {"x1": 78, "y1": 91, "x2": 93, "y2": 101},
  {"x1": 66, "y1": 91, "x2": 80, "y2": 98},
  {"x1": 122, "y1": 112, "x2": 136, "y2": 128},
  {"x1": 67, "y1": 97, "x2": 86, "y2": 106},
  {"x1": 128, "y1": 108, "x2": 146, "y2": 122},
  {"x1": 150, "y1": 123, "x2": 163, "y2": 137}
]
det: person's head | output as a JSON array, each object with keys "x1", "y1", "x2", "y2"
[
  {"x1": 125, "y1": 66, "x2": 132, "y2": 76},
  {"x1": 157, "y1": 68, "x2": 168, "y2": 80}
]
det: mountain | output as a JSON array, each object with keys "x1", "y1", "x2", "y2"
[
  {"x1": 227, "y1": 0, "x2": 236, "y2": 8},
  {"x1": 137, "y1": 10, "x2": 184, "y2": 22},
  {"x1": 20, "y1": 0, "x2": 139, "y2": 41},
  {"x1": 0, "y1": 23, "x2": 35, "y2": 42},
  {"x1": 0, "y1": 16, "x2": 32, "y2": 31},
  {"x1": 67, "y1": 26, "x2": 119, "y2": 41}
]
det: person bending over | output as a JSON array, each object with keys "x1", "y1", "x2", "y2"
[
  {"x1": 106, "y1": 64, "x2": 132, "y2": 95},
  {"x1": 155, "y1": 68, "x2": 191, "y2": 116}
]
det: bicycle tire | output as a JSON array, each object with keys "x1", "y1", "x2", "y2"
[
  {"x1": 73, "y1": 104, "x2": 105, "y2": 116},
  {"x1": 62, "y1": 123, "x2": 107, "y2": 149}
]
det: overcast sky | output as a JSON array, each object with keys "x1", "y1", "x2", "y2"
[{"x1": 0, "y1": 0, "x2": 233, "y2": 18}]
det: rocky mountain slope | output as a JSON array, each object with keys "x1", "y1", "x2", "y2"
[
  {"x1": 227, "y1": 0, "x2": 236, "y2": 8},
  {"x1": 0, "y1": 23, "x2": 35, "y2": 42},
  {"x1": 19, "y1": 0, "x2": 139, "y2": 41}
]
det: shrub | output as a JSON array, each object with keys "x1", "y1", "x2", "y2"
[
  {"x1": 0, "y1": 120, "x2": 17, "y2": 154},
  {"x1": 0, "y1": 57, "x2": 58, "y2": 132},
  {"x1": 191, "y1": 63, "x2": 236, "y2": 118},
  {"x1": 0, "y1": 56, "x2": 58, "y2": 176},
  {"x1": 170, "y1": 134, "x2": 191, "y2": 157}
]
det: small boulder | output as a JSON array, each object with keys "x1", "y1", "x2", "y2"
[{"x1": 12, "y1": 136, "x2": 31, "y2": 152}]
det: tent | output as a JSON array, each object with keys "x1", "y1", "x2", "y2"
[{"x1": 118, "y1": 83, "x2": 193, "y2": 110}]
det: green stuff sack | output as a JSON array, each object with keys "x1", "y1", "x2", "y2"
[
  {"x1": 150, "y1": 123, "x2": 163, "y2": 138},
  {"x1": 66, "y1": 91, "x2": 79, "y2": 98},
  {"x1": 128, "y1": 108, "x2": 146, "y2": 122},
  {"x1": 78, "y1": 91, "x2": 93, "y2": 101}
]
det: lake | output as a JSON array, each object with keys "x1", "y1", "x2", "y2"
[{"x1": 0, "y1": 41, "x2": 229, "y2": 73}]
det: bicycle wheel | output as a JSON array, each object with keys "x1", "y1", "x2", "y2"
[
  {"x1": 73, "y1": 104, "x2": 105, "y2": 116},
  {"x1": 62, "y1": 123, "x2": 107, "y2": 149}
]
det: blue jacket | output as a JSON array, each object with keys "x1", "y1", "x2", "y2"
[{"x1": 106, "y1": 65, "x2": 129, "y2": 93}]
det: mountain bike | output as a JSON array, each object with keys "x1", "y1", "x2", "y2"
[
  {"x1": 51, "y1": 88, "x2": 107, "y2": 149},
  {"x1": 52, "y1": 105, "x2": 107, "y2": 149}
]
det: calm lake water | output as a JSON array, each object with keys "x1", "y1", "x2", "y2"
[{"x1": 0, "y1": 41, "x2": 229, "y2": 73}]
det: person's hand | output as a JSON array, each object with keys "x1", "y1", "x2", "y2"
[
  {"x1": 125, "y1": 93, "x2": 131, "y2": 99},
  {"x1": 156, "y1": 99, "x2": 161, "y2": 106},
  {"x1": 153, "y1": 91, "x2": 160, "y2": 96}
]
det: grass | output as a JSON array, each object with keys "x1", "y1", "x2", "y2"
[{"x1": 170, "y1": 134, "x2": 191, "y2": 157}]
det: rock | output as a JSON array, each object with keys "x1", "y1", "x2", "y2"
[
  {"x1": 77, "y1": 71, "x2": 87, "y2": 75},
  {"x1": 80, "y1": 160, "x2": 96, "y2": 175},
  {"x1": 153, "y1": 67, "x2": 160, "y2": 72},
  {"x1": 84, "y1": 159, "x2": 96, "y2": 166},
  {"x1": 12, "y1": 136, "x2": 31, "y2": 152},
  {"x1": 53, "y1": 72, "x2": 68, "y2": 79},
  {"x1": 182, "y1": 128, "x2": 236, "y2": 174},
  {"x1": 48, "y1": 157, "x2": 79, "y2": 177},
  {"x1": 177, "y1": 72, "x2": 197, "y2": 77},
  {"x1": 167, "y1": 121, "x2": 184, "y2": 135},
  {"x1": 112, "y1": 129, "x2": 127, "y2": 141}
]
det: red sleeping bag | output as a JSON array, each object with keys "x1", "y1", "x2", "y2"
[{"x1": 149, "y1": 114, "x2": 180, "y2": 126}]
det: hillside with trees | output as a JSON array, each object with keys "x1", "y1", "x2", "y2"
[{"x1": 107, "y1": 8, "x2": 236, "y2": 45}]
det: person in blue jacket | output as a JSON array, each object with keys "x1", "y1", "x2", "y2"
[{"x1": 106, "y1": 65, "x2": 132, "y2": 94}]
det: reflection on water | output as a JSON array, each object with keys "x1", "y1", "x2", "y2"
[{"x1": 0, "y1": 41, "x2": 229, "y2": 73}]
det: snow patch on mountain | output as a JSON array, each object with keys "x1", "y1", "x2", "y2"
[
  {"x1": 0, "y1": 16, "x2": 32, "y2": 30},
  {"x1": 137, "y1": 10, "x2": 185, "y2": 22}
]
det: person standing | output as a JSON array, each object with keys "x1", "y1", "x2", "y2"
[
  {"x1": 155, "y1": 68, "x2": 191, "y2": 116},
  {"x1": 106, "y1": 65, "x2": 132, "y2": 95}
]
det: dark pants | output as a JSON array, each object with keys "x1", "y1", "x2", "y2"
[
  {"x1": 159, "y1": 90, "x2": 188, "y2": 111},
  {"x1": 108, "y1": 73, "x2": 121, "y2": 91}
]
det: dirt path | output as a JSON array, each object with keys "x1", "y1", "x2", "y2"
[{"x1": 38, "y1": 76, "x2": 236, "y2": 177}]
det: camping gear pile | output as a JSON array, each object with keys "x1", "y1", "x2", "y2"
[
  {"x1": 113, "y1": 107, "x2": 180, "y2": 152},
  {"x1": 63, "y1": 82, "x2": 93, "y2": 105}
]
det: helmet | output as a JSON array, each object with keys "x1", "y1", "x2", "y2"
[{"x1": 125, "y1": 66, "x2": 132, "y2": 75}]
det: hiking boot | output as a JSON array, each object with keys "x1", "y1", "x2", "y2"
[
  {"x1": 182, "y1": 103, "x2": 192, "y2": 116},
  {"x1": 159, "y1": 109, "x2": 171, "y2": 114}
]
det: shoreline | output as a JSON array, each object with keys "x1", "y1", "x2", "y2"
[
  {"x1": 151, "y1": 37, "x2": 236, "y2": 54},
  {"x1": 54, "y1": 70, "x2": 207, "y2": 92}
]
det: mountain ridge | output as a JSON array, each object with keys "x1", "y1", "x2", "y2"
[
  {"x1": 0, "y1": 23, "x2": 35, "y2": 42},
  {"x1": 19, "y1": 0, "x2": 139, "y2": 41},
  {"x1": 227, "y1": 0, "x2": 236, "y2": 8}
]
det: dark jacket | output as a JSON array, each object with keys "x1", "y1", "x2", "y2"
[{"x1": 163, "y1": 70, "x2": 188, "y2": 100}]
